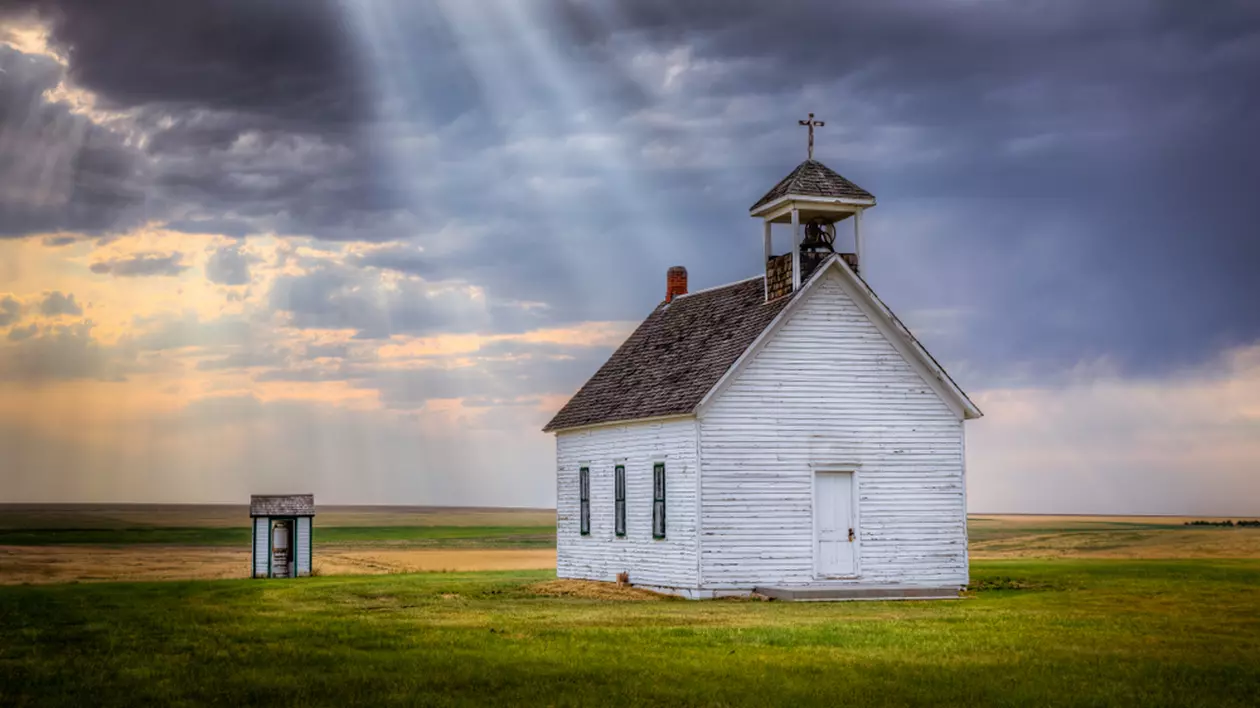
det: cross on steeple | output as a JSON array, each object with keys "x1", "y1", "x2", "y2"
[{"x1": 798, "y1": 113, "x2": 825, "y2": 160}]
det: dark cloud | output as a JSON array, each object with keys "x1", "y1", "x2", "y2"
[
  {"x1": 0, "y1": 0, "x2": 397, "y2": 241},
  {"x1": 165, "y1": 218, "x2": 257, "y2": 239},
  {"x1": 0, "y1": 321, "x2": 121, "y2": 381},
  {"x1": 2, "y1": 0, "x2": 367, "y2": 127},
  {"x1": 195, "y1": 347, "x2": 289, "y2": 372},
  {"x1": 248, "y1": 335, "x2": 611, "y2": 411},
  {"x1": 359, "y1": 340, "x2": 613, "y2": 410},
  {"x1": 38, "y1": 291, "x2": 81, "y2": 316},
  {"x1": 125, "y1": 312, "x2": 256, "y2": 352},
  {"x1": 302, "y1": 342, "x2": 351, "y2": 360},
  {"x1": 89, "y1": 252, "x2": 187, "y2": 277},
  {"x1": 6, "y1": 323, "x2": 38, "y2": 341},
  {"x1": 204, "y1": 244, "x2": 254, "y2": 285},
  {"x1": 0, "y1": 46, "x2": 145, "y2": 237},
  {"x1": 267, "y1": 260, "x2": 553, "y2": 339},
  {"x1": 0, "y1": 295, "x2": 20, "y2": 326},
  {"x1": 41, "y1": 234, "x2": 80, "y2": 247}
]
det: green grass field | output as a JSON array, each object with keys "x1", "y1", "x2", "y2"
[
  {"x1": 1, "y1": 510, "x2": 1258, "y2": 706},
  {"x1": 1, "y1": 560, "x2": 1257, "y2": 707}
]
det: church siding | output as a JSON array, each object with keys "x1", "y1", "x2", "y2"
[
  {"x1": 555, "y1": 418, "x2": 699, "y2": 589},
  {"x1": 698, "y1": 269, "x2": 968, "y2": 590}
]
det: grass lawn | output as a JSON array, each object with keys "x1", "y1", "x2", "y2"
[{"x1": 1, "y1": 560, "x2": 1257, "y2": 707}]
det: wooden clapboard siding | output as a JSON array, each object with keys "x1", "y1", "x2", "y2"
[
  {"x1": 698, "y1": 269, "x2": 967, "y2": 590},
  {"x1": 555, "y1": 418, "x2": 698, "y2": 588},
  {"x1": 252, "y1": 517, "x2": 269, "y2": 578},
  {"x1": 296, "y1": 517, "x2": 312, "y2": 576}
]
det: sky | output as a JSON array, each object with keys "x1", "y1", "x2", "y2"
[{"x1": 0, "y1": 0, "x2": 1257, "y2": 514}]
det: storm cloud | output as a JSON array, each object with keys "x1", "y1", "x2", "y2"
[
  {"x1": 0, "y1": 45, "x2": 145, "y2": 236},
  {"x1": 204, "y1": 243, "x2": 254, "y2": 286},
  {"x1": 0, "y1": 296, "x2": 20, "y2": 326},
  {"x1": 38, "y1": 290, "x2": 81, "y2": 316},
  {"x1": 89, "y1": 252, "x2": 187, "y2": 277}
]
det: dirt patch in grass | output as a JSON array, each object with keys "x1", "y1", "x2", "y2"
[
  {"x1": 0, "y1": 545, "x2": 555, "y2": 585},
  {"x1": 0, "y1": 545, "x2": 250, "y2": 584},
  {"x1": 525, "y1": 579, "x2": 671, "y2": 601},
  {"x1": 316, "y1": 548, "x2": 555, "y2": 576},
  {"x1": 965, "y1": 576, "x2": 1050, "y2": 593}
]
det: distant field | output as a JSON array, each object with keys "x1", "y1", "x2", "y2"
[
  {"x1": 969, "y1": 514, "x2": 1260, "y2": 559},
  {"x1": 0, "y1": 505, "x2": 559, "y2": 584},
  {"x1": 2, "y1": 507, "x2": 1258, "y2": 584},
  {"x1": 0, "y1": 561, "x2": 1256, "y2": 706},
  {"x1": 0, "y1": 504, "x2": 554, "y2": 529},
  {"x1": 0, "y1": 525, "x2": 555, "y2": 547}
]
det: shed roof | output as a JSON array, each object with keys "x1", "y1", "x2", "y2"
[
  {"x1": 542, "y1": 277, "x2": 795, "y2": 432},
  {"x1": 250, "y1": 494, "x2": 315, "y2": 517},
  {"x1": 750, "y1": 159, "x2": 875, "y2": 212}
]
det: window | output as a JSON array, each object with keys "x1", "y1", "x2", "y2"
[
  {"x1": 652, "y1": 462, "x2": 666, "y2": 539},
  {"x1": 614, "y1": 464, "x2": 626, "y2": 537},
  {"x1": 579, "y1": 466, "x2": 590, "y2": 536}
]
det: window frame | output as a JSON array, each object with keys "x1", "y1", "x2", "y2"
[
  {"x1": 579, "y1": 466, "x2": 590, "y2": 536},
  {"x1": 614, "y1": 464, "x2": 626, "y2": 537},
  {"x1": 652, "y1": 462, "x2": 666, "y2": 539}
]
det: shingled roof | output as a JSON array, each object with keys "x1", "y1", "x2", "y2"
[
  {"x1": 250, "y1": 494, "x2": 315, "y2": 517},
  {"x1": 543, "y1": 277, "x2": 795, "y2": 432},
  {"x1": 750, "y1": 159, "x2": 875, "y2": 212}
]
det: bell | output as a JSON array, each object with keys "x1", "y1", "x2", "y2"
[{"x1": 800, "y1": 219, "x2": 836, "y2": 252}]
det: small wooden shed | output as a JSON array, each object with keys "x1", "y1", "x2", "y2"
[{"x1": 250, "y1": 494, "x2": 314, "y2": 578}]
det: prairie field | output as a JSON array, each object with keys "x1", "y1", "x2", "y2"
[
  {"x1": 0, "y1": 506, "x2": 1257, "y2": 706},
  {"x1": 969, "y1": 514, "x2": 1260, "y2": 559},
  {"x1": 2, "y1": 506, "x2": 1256, "y2": 585},
  {"x1": 0, "y1": 505, "x2": 556, "y2": 584}
]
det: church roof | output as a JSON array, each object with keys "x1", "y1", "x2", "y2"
[
  {"x1": 543, "y1": 256, "x2": 981, "y2": 433},
  {"x1": 542, "y1": 277, "x2": 795, "y2": 432},
  {"x1": 750, "y1": 159, "x2": 875, "y2": 212}
]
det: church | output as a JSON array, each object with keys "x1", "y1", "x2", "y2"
[{"x1": 543, "y1": 117, "x2": 982, "y2": 600}]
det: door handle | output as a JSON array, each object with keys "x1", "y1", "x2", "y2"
[{"x1": 848, "y1": 528, "x2": 855, "y2": 542}]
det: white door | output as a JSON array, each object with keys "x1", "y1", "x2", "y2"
[{"x1": 815, "y1": 472, "x2": 856, "y2": 576}]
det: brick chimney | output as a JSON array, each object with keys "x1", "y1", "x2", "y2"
[{"x1": 665, "y1": 266, "x2": 688, "y2": 302}]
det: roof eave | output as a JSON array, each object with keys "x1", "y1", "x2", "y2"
[
  {"x1": 543, "y1": 412, "x2": 697, "y2": 435},
  {"x1": 749, "y1": 193, "x2": 877, "y2": 217}
]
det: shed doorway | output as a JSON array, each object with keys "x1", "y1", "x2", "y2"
[
  {"x1": 271, "y1": 519, "x2": 294, "y2": 579},
  {"x1": 815, "y1": 471, "x2": 857, "y2": 577}
]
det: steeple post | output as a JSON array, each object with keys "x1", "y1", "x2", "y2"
[
  {"x1": 791, "y1": 208, "x2": 801, "y2": 291},
  {"x1": 854, "y1": 209, "x2": 863, "y2": 273},
  {"x1": 763, "y1": 221, "x2": 772, "y2": 301}
]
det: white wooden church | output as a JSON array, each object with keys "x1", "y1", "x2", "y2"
[{"x1": 543, "y1": 120, "x2": 982, "y2": 600}]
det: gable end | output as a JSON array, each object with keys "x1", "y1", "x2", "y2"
[{"x1": 696, "y1": 257, "x2": 981, "y2": 421}]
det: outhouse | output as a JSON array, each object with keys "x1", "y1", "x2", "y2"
[{"x1": 250, "y1": 494, "x2": 314, "y2": 578}]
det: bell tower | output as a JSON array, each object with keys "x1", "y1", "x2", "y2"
[{"x1": 751, "y1": 113, "x2": 876, "y2": 301}]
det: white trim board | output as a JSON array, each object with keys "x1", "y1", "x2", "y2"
[{"x1": 751, "y1": 194, "x2": 876, "y2": 218}]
